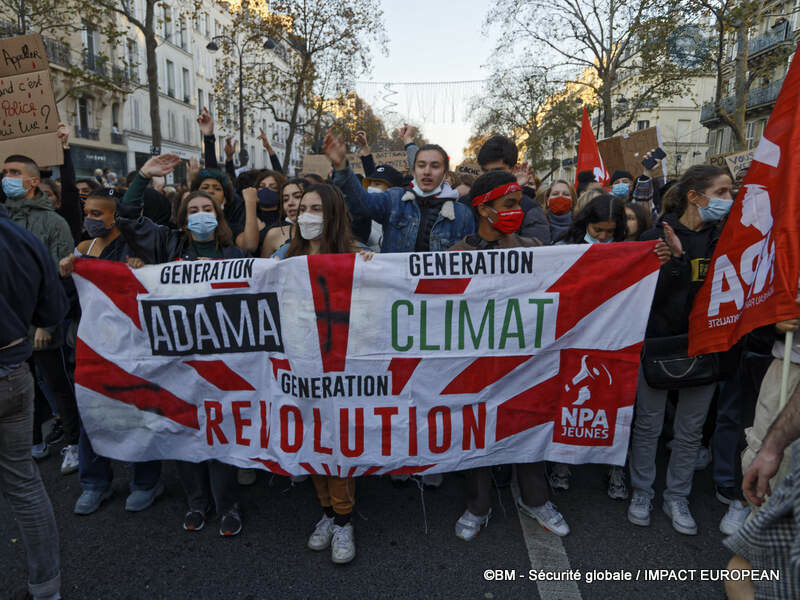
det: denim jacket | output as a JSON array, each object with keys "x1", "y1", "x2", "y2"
[{"x1": 332, "y1": 165, "x2": 475, "y2": 253}]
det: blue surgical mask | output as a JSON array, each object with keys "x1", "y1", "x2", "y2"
[
  {"x1": 187, "y1": 212, "x2": 218, "y2": 241},
  {"x1": 584, "y1": 231, "x2": 612, "y2": 244},
  {"x1": 2, "y1": 176, "x2": 27, "y2": 198},
  {"x1": 697, "y1": 195, "x2": 733, "y2": 222},
  {"x1": 257, "y1": 187, "x2": 279, "y2": 209},
  {"x1": 611, "y1": 183, "x2": 629, "y2": 198}
]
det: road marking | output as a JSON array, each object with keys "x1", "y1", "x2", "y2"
[{"x1": 512, "y1": 481, "x2": 582, "y2": 600}]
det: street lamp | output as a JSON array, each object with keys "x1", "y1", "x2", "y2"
[{"x1": 207, "y1": 34, "x2": 275, "y2": 167}]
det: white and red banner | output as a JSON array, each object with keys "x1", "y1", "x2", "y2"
[
  {"x1": 689, "y1": 41, "x2": 800, "y2": 355},
  {"x1": 73, "y1": 243, "x2": 659, "y2": 476}
]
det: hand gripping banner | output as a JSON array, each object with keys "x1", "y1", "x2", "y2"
[{"x1": 72, "y1": 243, "x2": 659, "y2": 477}]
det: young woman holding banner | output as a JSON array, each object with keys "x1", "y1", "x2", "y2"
[
  {"x1": 119, "y1": 154, "x2": 248, "y2": 536},
  {"x1": 281, "y1": 182, "x2": 372, "y2": 564}
]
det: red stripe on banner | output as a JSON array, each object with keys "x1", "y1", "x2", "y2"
[
  {"x1": 75, "y1": 339, "x2": 199, "y2": 429},
  {"x1": 361, "y1": 466, "x2": 382, "y2": 477},
  {"x1": 270, "y1": 358, "x2": 291, "y2": 379},
  {"x1": 388, "y1": 357, "x2": 422, "y2": 395},
  {"x1": 307, "y1": 254, "x2": 356, "y2": 372},
  {"x1": 185, "y1": 360, "x2": 255, "y2": 391},
  {"x1": 210, "y1": 281, "x2": 250, "y2": 289},
  {"x1": 251, "y1": 458, "x2": 292, "y2": 477},
  {"x1": 414, "y1": 278, "x2": 471, "y2": 294},
  {"x1": 385, "y1": 464, "x2": 436, "y2": 476},
  {"x1": 495, "y1": 346, "x2": 641, "y2": 445},
  {"x1": 73, "y1": 258, "x2": 148, "y2": 329},
  {"x1": 441, "y1": 356, "x2": 532, "y2": 395},
  {"x1": 322, "y1": 463, "x2": 332, "y2": 476},
  {"x1": 347, "y1": 466, "x2": 357, "y2": 478},
  {"x1": 300, "y1": 462, "x2": 317, "y2": 475},
  {"x1": 546, "y1": 243, "x2": 659, "y2": 338}
]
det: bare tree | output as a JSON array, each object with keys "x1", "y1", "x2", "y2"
[
  {"x1": 488, "y1": 0, "x2": 707, "y2": 138},
  {"x1": 214, "y1": 0, "x2": 387, "y2": 171}
]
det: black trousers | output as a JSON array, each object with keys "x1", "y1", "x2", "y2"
[
  {"x1": 30, "y1": 347, "x2": 79, "y2": 445},
  {"x1": 176, "y1": 460, "x2": 239, "y2": 515},
  {"x1": 466, "y1": 462, "x2": 549, "y2": 515}
]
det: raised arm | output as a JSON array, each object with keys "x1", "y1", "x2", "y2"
[
  {"x1": 223, "y1": 138, "x2": 238, "y2": 180},
  {"x1": 325, "y1": 130, "x2": 393, "y2": 223},
  {"x1": 237, "y1": 187, "x2": 260, "y2": 252},
  {"x1": 55, "y1": 122, "x2": 82, "y2": 243},
  {"x1": 197, "y1": 107, "x2": 218, "y2": 170},
  {"x1": 258, "y1": 127, "x2": 284, "y2": 174}
]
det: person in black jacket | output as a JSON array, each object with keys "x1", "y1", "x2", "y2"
[
  {"x1": 0, "y1": 203, "x2": 68, "y2": 600},
  {"x1": 628, "y1": 164, "x2": 733, "y2": 536}
]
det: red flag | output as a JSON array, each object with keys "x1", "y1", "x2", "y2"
[
  {"x1": 689, "y1": 42, "x2": 800, "y2": 355},
  {"x1": 575, "y1": 107, "x2": 609, "y2": 188}
]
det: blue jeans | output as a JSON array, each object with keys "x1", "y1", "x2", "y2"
[
  {"x1": 78, "y1": 423, "x2": 162, "y2": 492},
  {"x1": 0, "y1": 363, "x2": 61, "y2": 599},
  {"x1": 713, "y1": 351, "x2": 772, "y2": 491}
]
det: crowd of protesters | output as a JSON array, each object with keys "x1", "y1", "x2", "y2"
[{"x1": 2, "y1": 109, "x2": 799, "y2": 600}]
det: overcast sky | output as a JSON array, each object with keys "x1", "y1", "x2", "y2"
[{"x1": 361, "y1": 0, "x2": 495, "y2": 163}]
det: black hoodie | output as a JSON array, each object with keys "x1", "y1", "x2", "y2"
[{"x1": 639, "y1": 213, "x2": 725, "y2": 338}]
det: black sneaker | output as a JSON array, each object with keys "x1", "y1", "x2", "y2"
[
  {"x1": 715, "y1": 485, "x2": 743, "y2": 505},
  {"x1": 183, "y1": 510, "x2": 207, "y2": 532},
  {"x1": 219, "y1": 507, "x2": 242, "y2": 536},
  {"x1": 45, "y1": 420, "x2": 64, "y2": 445}
]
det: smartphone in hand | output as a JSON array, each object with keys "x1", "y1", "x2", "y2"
[{"x1": 642, "y1": 147, "x2": 666, "y2": 170}]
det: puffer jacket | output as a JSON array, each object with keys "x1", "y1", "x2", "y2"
[{"x1": 332, "y1": 165, "x2": 475, "y2": 253}]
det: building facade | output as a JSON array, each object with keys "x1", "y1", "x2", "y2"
[{"x1": 700, "y1": 2, "x2": 799, "y2": 156}]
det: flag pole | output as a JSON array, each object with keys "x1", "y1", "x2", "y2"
[{"x1": 779, "y1": 330, "x2": 794, "y2": 410}]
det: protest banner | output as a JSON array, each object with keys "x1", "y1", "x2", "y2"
[
  {"x1": 708, "y1": 153, "x2": 731, "y2": 170},
  {"x1": 303, "y1": 151, "x2": 410, "y2": 178},
  {"x1": 72, "y1": 245, "x2": 660, "y2": 476},
  {"x1": 455, "y1": 161, "x2": 481, "y2": 177},
  {"x1": 0, "y1": 33, "x2": 62, "y2": 166},
  {"x1": 598, "y1": 126, "x2": 666, "y2": 179},
  {"x1": 725, "y1": 149, "x2": 755, "y2": 180},
  {"x1": 689, "y1": 40, "x2": 800, "y2": 355}
]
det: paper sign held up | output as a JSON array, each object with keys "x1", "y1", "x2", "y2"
[
  {"x1": 598, "y1": 127, "x2": 666, "y2": 179},
  {"x1": 0, "y1": 34, "x2": 62, "y2": 167},
  {"x1": 302, "y1": 151, "x2": 411, "y2": 178}
]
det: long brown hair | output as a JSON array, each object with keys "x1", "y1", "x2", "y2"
[
  {"x1": 176, "y1": 190, "x2": 234, "y2": 248},
  {"x1": 285, "y1": 183, "x2": 356, "y2": 257}
]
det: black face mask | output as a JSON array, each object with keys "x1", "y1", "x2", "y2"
[
  {"x1": 257, "y1": 187, "x2": 279, "y2": 209},
  {"x1": 84, "y1": 216, "x2": 113, "y2": 238}
]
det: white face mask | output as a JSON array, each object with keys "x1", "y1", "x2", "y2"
[
  {"x1": 367, "y1": 186, "x2": 385, "y2": 194},
  {"x1": 297, "y1": 212, "x2": 324, "y2": 240}
]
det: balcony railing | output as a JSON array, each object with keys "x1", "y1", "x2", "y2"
[
  {"x1": 42, "y1": 38, "x2": 70, "y2": 68},
  {"x1": 74, "y1": 126, "x2": 99, "y2": 140},
  {"x1": 749, "y1": 21, "x2": 793, "y2": 57},
  {"x1": 700, "y1": 77, "x2": 785, "y2": 122},
  {"x1": 84, "y1": 52, "x2": 107, "y2": 77},
  {"x1": 111, "y1": 132, "x2": 124, "y2": 145}
]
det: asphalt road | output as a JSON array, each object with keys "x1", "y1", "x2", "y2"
[{"x1": 3, "y1": 438, "x2": 739, "y2": 600}]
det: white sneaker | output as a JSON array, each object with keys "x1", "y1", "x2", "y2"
[
  {"x1": 307, "y1": 514, "x2": 335, "y2": 551},
  {"x1": 237, "y1": 469, "x2": 257, "y2": 486},
  {"x1": 663, "y1": 498, "x2": 698, "y2": 535},
  {"x1": 518, "y1": 500, "x2": 570, "y2": 536},
  {"x1": 720, "y1": 500, "x2": 750, "y2": 536},
  {"x1": 331, "y1": 522, "x2": 356, "y2": 564},
  {"x1": 695, "y1": 447, "x2": 712, "y2": 471},
  {"x1": 627, "y1": 490, "x2": 652, "y2": 526},
  {"x1": 548, "y1": 463, "x2": 570, "y2": 490},
  {"x1": 31, "y1": 441, "x2": 49, "y2": 460},
  {"x1": 455, "y1": 508, "x2": 491, "y2": 541},
  {"x1": 60, "y1": 444, "x2": 79, "y2": 475}
]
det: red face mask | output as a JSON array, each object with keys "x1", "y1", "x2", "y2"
[
  {"x1": 489, "y1": 208, "x2": 524, "y2": 234},
  {"x1": 549, "y1": 195, "x2": 572, "y2": 216}
]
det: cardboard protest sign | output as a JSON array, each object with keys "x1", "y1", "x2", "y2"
[
  {"x1": 455, "y1": 161, "x2": 481, "y2": 177},
  {"x1": 708, "y1": 153, "x2": 732, "y2": 171},
  {"x1": 303, "y1": 151, "x2": 411, "y2": 178},
  {"x1": 598, "y1": 127, "x2": 666, "y2": 179},
  {"x1": 0, "y1": 34, "x2": 62, "y2": 167},
  {"x1": 725, "y1": 149, "x2": 755, "y2": 180}
]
